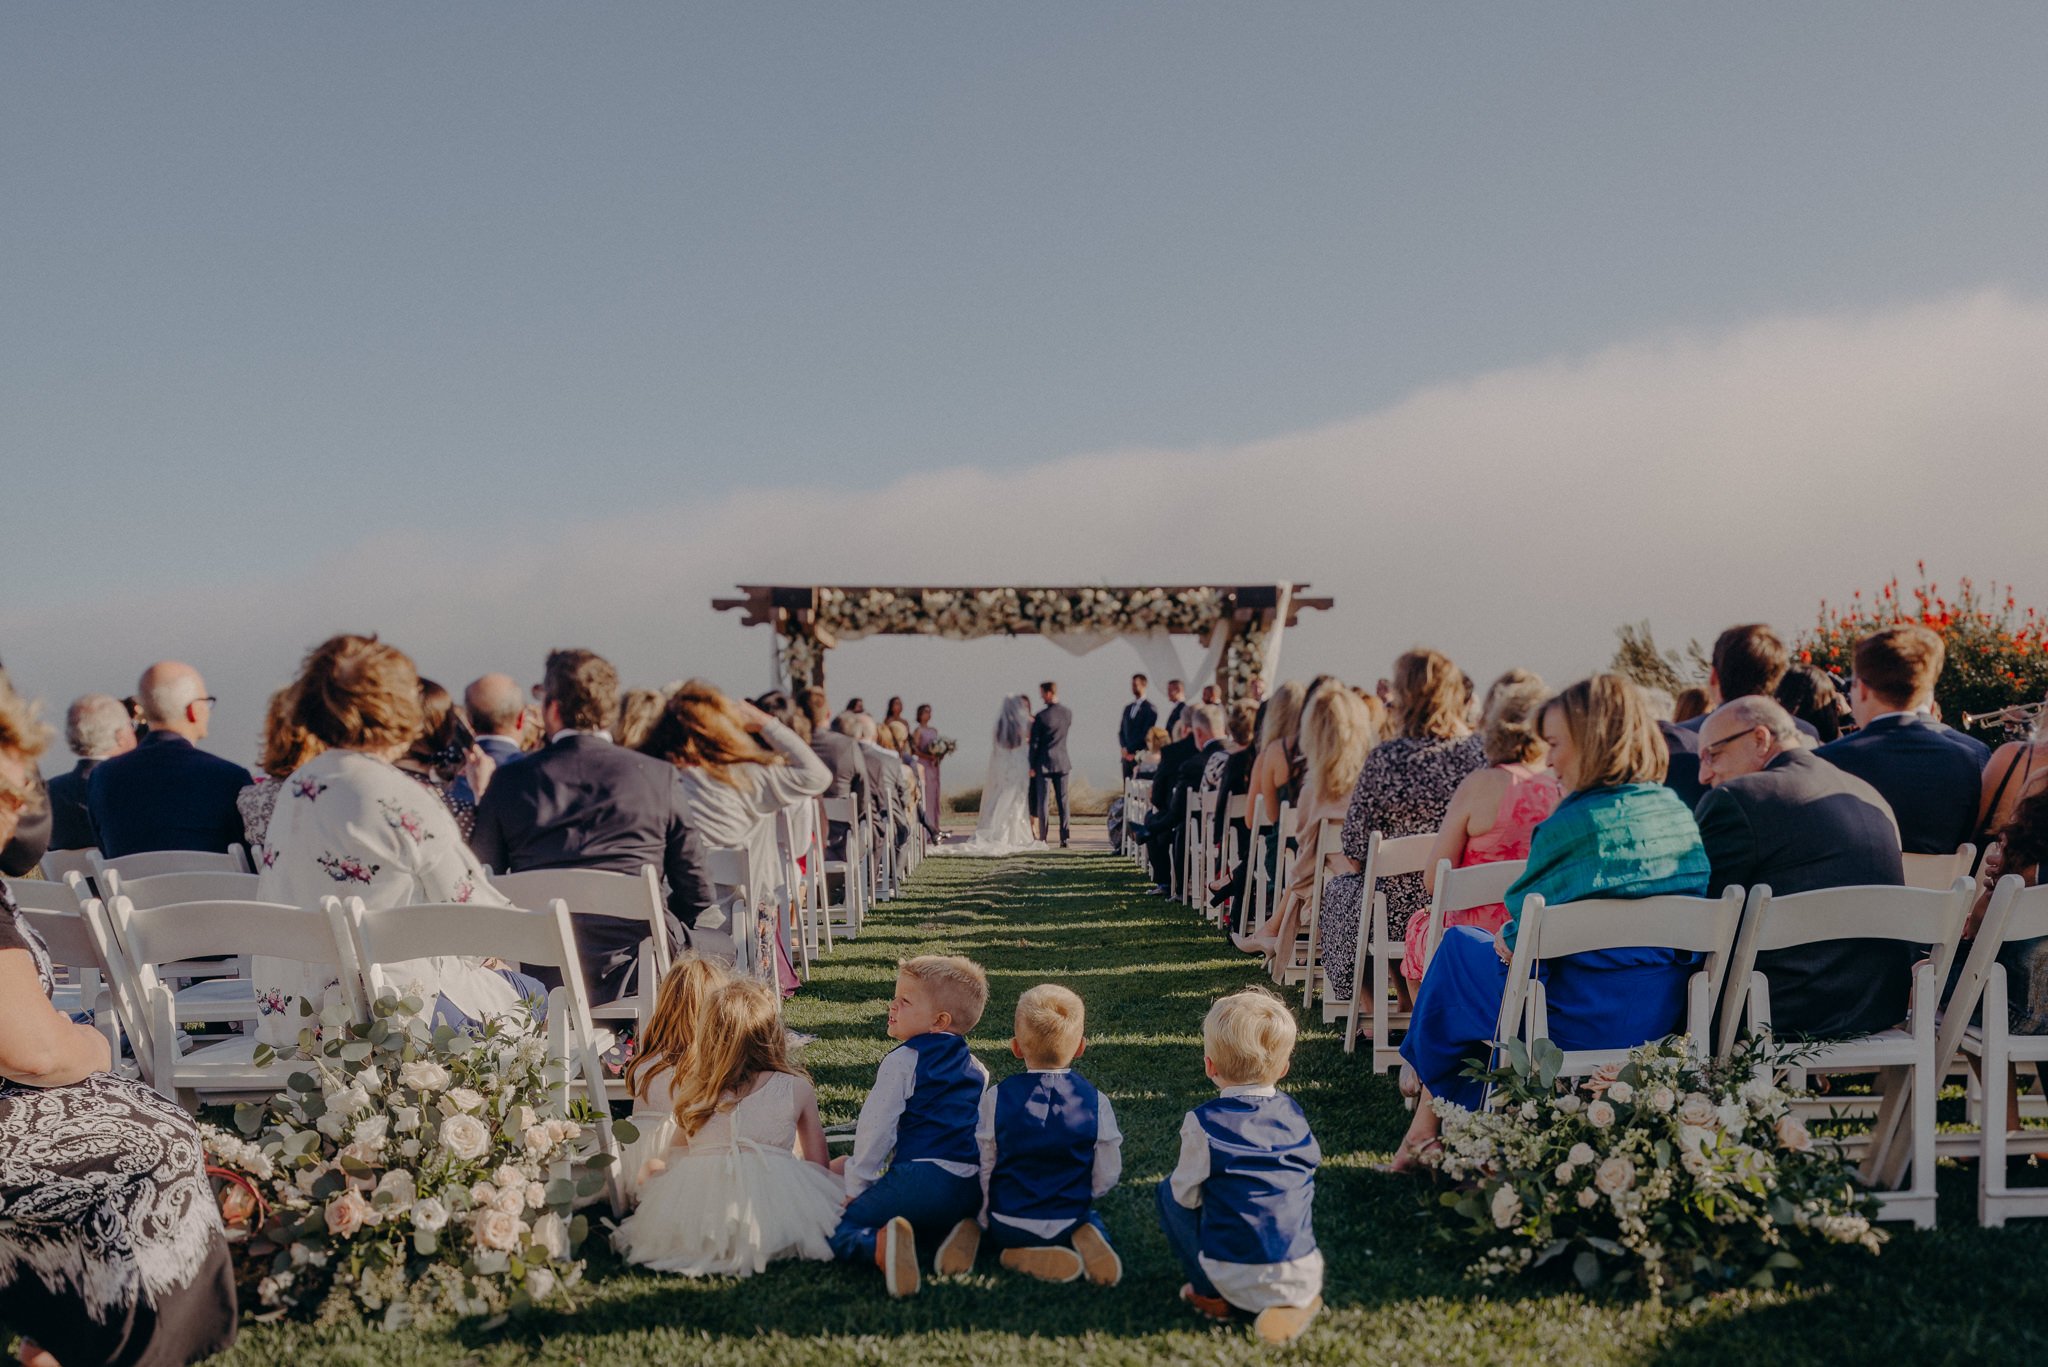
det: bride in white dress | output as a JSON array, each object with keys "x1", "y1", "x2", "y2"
[{"x1": 929, "y1": 694, "x2": 1043, "y2": 858}]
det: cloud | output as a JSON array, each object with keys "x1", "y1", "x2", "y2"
[{"x1": 8, "y1": 289, "x2": 2046, "y2": 784}]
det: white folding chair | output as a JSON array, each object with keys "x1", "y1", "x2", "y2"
[
  {"x1": 1903, "y1": 844, "x2": 1978, "y2": 891},
  {"x1": 1716, "y1": 880, "x2": 1975, "y2": 1229},
  {"x1": 1211, "y1": 794, "x2": 1248, "y2": 928},
  {"x1": 1337, "y1": 831, "x2": 1437, "y2": 1065},
  {"x1": 772, "y1": 807, "x2": 813, "y2": 981},
  {"x1": 493, "y1": 864, "x2": 671, "y2": 1089},
  {"x1": 1420, "y1": 858, "x2": 1528, "y2": 974},
  {"x1": 329, "y1": 894, "x2": 622, "y2": 1210},
  {"x1": 705, "y1": 846, "x2": 765, "y2": 983},
  {"x1": 1923, "y1": 875, "x2": 2048, "y2": 1225},
  {"x1": 92, "y1": 845, "x2": 253, "y2": 881},
  {"x1": 1279, "y1": 818, "x2": 1343, "y2": 998},
  {"x1": 818, "y1": 795, "x2": 867, "y2": 940},
  {"x1": 35, "y1": 847, "x2": 97, "y2": 885},
  {"x1": 76, "y1": 896, "x2": 160, "y2": 1085},
  {"x1": 108, "y1": 893, "x2": 367, "y2": 1106},
  {"x1": 7, "y1": 879, "x2": 123, "y2": 1059},
  {"x1": 100, "y1": 868, "x2": 267, "y2": 1024}
]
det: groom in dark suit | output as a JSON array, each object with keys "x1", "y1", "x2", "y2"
[
  {"x1": 1118, "y1": 673, "x2": 1157, "y2": 780},
  {"x1": 1030, "y1": 681, "x2": 1074, "y2": 846}
]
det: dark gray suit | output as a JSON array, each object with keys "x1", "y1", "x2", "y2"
[
  {"x1": 1816, "y1": 713, "x2": 1988, "y2": 855},
  {"x1": 44, "y1": 758, "x2": 103, "y2": 853},
  {"x1": 1029, "y1": 702, "x2": 1073, "y2": 842},
  {"x1": 1695, "y1": 748, "x2": 1908, "y2": 1039},
  {"x1": 470, "y1": 732, "x2": 713, "y2": 999}
]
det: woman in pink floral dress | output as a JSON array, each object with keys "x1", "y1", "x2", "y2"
[{"x1": 1409, "y1": 674, "x2": 1562, "y2": 981}]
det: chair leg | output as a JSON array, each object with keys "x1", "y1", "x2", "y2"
[
  {"x1": 1982, "y1": 1044, "x2": 2009, "y2": 1228},
  {"x1": 1911, "y1": 1061, "x2": 1937, "y2": 1229}
]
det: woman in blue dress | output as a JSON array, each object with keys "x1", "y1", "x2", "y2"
[{"x1": 1386, "y1": 674, "x2": 1710, "y2": 1172}]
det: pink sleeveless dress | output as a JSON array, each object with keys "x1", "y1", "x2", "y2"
[{"x1": 1402, "y1": 763, "x2": 1562, "y2": 981}]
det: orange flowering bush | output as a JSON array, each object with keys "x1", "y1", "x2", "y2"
[{"x1": 1799, "y1": 564, "x2": 2048, "y2": 732}]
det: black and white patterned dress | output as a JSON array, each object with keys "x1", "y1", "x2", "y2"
[{"x1": 0, "y1": 887, "x2": 237, "y2": 1366}]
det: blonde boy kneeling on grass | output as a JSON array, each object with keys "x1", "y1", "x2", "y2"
[
  {"x1": 936, "y1": 984, "x2": 1123, "y2": 1285},
  {"x1": 1157, "y1": 986, "x2": 1323, "y2": 1346}
]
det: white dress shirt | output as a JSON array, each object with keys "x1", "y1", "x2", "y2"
[
  {"x1": 974, "y1": 1068, "x2": 1123, "y2": 1237},
  {"x1": 843, "y1": 1040, "x2": 989, "y2": 1201},
  {"x1": 1169, "y1": 1083, "x2": 1325, "y2": 1311}
]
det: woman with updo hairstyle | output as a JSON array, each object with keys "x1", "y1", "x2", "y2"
[
  {"x1": 1386, "y1": 674, "x2": 1710, "y2": 1171},
  {"x1": 1411, "y1": 673, "x2": 1564, "y2": 981},
  {"x1": 1315, "y1": 649, "x2": 1488, "y2": 1010},
  {"x1": 252, "y1": 634, "x2": 543, "y2": 1048},
  {"x1": 395, "y1": 677, "x2": 491, "y2": 840},
  {"x1": 0, "y1": 671, "x2": 240, "y2": 1364},
  {"x1": 640, "y1": 679, "x2": 830, "y2": 996},
  {"x1": 237, "y1": 680, "x2": 328, "y2": 861}
]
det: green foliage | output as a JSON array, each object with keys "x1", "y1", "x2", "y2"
[{"x1": 1611, "y1": 621, "x2": 1708, "y2": 695}]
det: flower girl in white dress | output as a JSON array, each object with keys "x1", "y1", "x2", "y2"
[{"x1": 612, "y1": 974, "x2": 844, "y2": 1277}]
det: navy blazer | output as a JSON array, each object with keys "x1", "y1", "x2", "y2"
[
  {"x1": 1119, "y1": 698, "x2": 1158, "y2": 755},
  {"x1": 44, "y1": 758, "x2": 102, "y2": 852},
  {"x1": 1695, "y1": 750, "x2": 1908, "y2": 1038},
  {"x1": 85, "y1": 732, "x2": 251, "y2": 859},
  {"x1": 474, "y1": 734, "x2": 526, "y2": 767},
  {"x1": 1816, "y1": 714, "x2": 1987, "y2": 855}
]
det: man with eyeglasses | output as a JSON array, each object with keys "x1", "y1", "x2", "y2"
[{"x1": 86, "y1": 660, "x2": 250, "y2": 858}]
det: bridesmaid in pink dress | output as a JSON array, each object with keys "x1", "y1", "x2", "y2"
[
  {"x1": 1407, "y1": 675, "x2": 1563, "y2": 982},
  {"x1": 911, "y1": 704, "x2": 943, "y2": 833}
]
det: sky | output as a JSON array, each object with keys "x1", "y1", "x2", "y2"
[{"x1": 5, "y1": 5, "x2": 2048, "y2": 786}]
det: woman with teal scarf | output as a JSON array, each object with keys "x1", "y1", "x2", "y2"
[{"x1": 1387, "y1": 676, "x2": 1710, "y2": 1171}]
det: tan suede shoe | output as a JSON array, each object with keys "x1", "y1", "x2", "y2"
[
  {"x1": 998, "y1": 1245, "x2": 1084, "y2": 1283},
  {"x1": 934, "y1": 1218, "x2": 981, "y2": 1276},
  {"x1": 876, "y1": 1217, "x2": 920, "y2": 1298},
  {"x1": 1253, "y1": 1296, "x2": 1322, "y2": 1346},
  {"x1": 1069, "y1": 1223, "x2": 1122, "y2": 1286}
]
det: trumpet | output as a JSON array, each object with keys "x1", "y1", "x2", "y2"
[{"x1": 1961, "y1": 700, "x2": 2048, "y2": 732}]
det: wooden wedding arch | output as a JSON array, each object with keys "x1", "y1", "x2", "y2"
[{"x1": 712, "y1": 583, "x2": 1333, "y2": 701}]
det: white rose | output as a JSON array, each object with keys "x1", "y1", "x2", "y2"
[
  {"x1": 439, "y1": 1113, "x2": 492, "y2": 1162},
  {"x1": 494, "y1": 1164, "x2": 526, "y2": 1191},
  {"x1": 1567, "y1": 1142, "x2": 1597, "y2": 1166},
  {"x1": 472, "y1": 1208, "x2": 526, "y2": 1252},
  {"x1": 1554, "y1": 1162, "x2": 1576, "y2": 1182},
  {"x1": 1677, "y1": 1093, "x2": 1718, "y2": 1128},
  {"x1": 1715, "y1": 1102, "x2": 1747, "y2": 1136},
  {"x1": 1489, "y1": 1184, "x2": 1524, "y2": 1229},
  {"x1": 523, "y1": 1124, "x2": 555, "y2": 1157},
  {"x1": 411, "y1": 1196, "x2": 450, "y2": 1232},
  {"x1": 492, "y1": 1185, "x2": 527, "y2": 1215},
  {"x1": 526, "y1": 1181, "x2": 547, "y2": 1210},
  {"x1": 1647, "y1": 1087, "x2": 1675, "y2": 1114},
  {"x1": 1775, "y1": 1115, "x2": 1813, "y2": 1153},
  {"x1": 1594, "y1": 1156, "x2": 1636, "y2": 1195},
  {"x1": 332, "y1": 1085, "x2": 371, "y2": 1116},
  {"x1": 1576, "y1": 1187, "x2": 1600, "y2": 1209},
  {"x1": 392, "y1": 1105, "x2": 421, "y2": 1133},
  {"x1": 531, "y1": 1210, "x2": 570, "y2": 1260},
  {"x1": 315, "y1": 1111, "x2": 349, "y2": 1141},
  {"x1": 515, "y1": 1105, "x2": 539, "y2": 1133},
  {"x1": 525, "y1": 1266, "x2": 558, "y2": 1300},
  {"x1": 446, "y1": 1087, "x2": 486, "y2": 1114},
  {"x1": 324, "y1": 1188, "x2": 371, "y2": 1238},
  {"x1": 357, "y1": 1066, "x2": 384, "y2": 1094},
  {"x1": 400, "y1": 1060, "x2": 451, "y2": 1092},
  {"x1": 374, "y1": 1168, "x2": 416, "y2": 1210},
  {"x1": 1553, "y1": 1093, "x2": 1583, "y2": 1115},
  {"x1": 1586, "y1": 1100, "x2": 1616, "y2": 1130},
  {"x1": 1606, "y1": 1081, "x2": 1634, "y2": 1105},
  {"x1": 470, "y1": 1181, "x2": 498, "y2": 1207},
  {"x1": 351, "y1": 1115, "x2": 390, "y2": 1149},
  {"x1": 1519, "y1": 1101, "x2": 1539, "y2": 1121}
]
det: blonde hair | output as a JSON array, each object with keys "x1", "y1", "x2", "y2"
[
  {"x1": 1543, "y1": 674, "x2": 1669, "y2": 791},
  {"x1": 1203, "y1": 986, "x2": 1297, "y2": 1087},
  {"x1": 900, "y1": 954, "x2": 989, "y2": 1032},
  {"x1": 0, "y1": 674, "x2": 52, "y2": 816},
  {"x1": 622, "y1": 955, "x2": 729, "y2": 1106},
  {"x1": 259, "y1": 683, "x2": 325, "y2": 779},
  {"x1": 640, "y1": 678, "x2": 782, "y2": 785},
  {"x1": 1391, "y1": 649, "x2": 1470, "y2": 741},
  {"x1": 1013, "y1": 984, "x2": 1086, "y2": 1065},
  {"x1": 293, "y1": 634, "x2": 426, "y2": 753},
  {"x1": 1258, "y1": 680, "x2": 1307, "y2": 750},
  {"x1": 614, "y1": 688, "x2": 665, "y2": 751},
  {"x1": 666, "y1": 977, "x2": 798, "y2": 1143},
  {"x1": 1481, "y1": 675, "x2": 1550, "y2": 766},
  {"x1": 1300, "y1": 686, "x2": 1376, "y2": 802}
]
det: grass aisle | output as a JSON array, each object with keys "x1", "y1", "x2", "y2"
[{"x1": 219, "y1": 853, "x2": 2045, "y2": 1365}]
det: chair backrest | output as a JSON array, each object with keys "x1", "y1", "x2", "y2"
[
  {"x1": 1421, "y1": 857, "x2": 1526, "y2": 968},
  {"x1": 103, "y1": 868, "x2": 262, "y2": 909},
  {"x1": 17, "y1": 904, "x2": 106, "y2": 976},
  {"x1": 1931, "y1": 875, "x2": 2048, "y2": 1089},
  {"x1": 705, "y1": 846, "x2": 751, "y2": 893},
  {"x1": 109, "y1": 895, "x2": 361, "y2": 995},
  {"x1": 4, "y1": 874, "x2": 88, "y2": 914},
  {"x1": 37, "y1": 848, "x2": 97, "y2": 885},
  {"x1": 494, "y1": 863, "x2": 672, "y2": 992},
  {"x1": 1360, "y1": 831, "x2": 1437, "y2": 945},
  {"x1": 93, "y1": 845, "x2": 252, "y2": 880},
  {"x1": 820, "y1": 795, "x2": 857, "y2": 826},
  {"x1": 1901, "y1": 844, "x2": 1977, "y2": 891},
  {"x1": 77, "y1": 896, "x2": 157, "y2": 1082}
]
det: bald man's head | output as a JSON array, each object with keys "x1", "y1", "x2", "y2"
[
  {"x1": 465, "y1": 673, "x2": 525, "y2": 737},
  {"x1": 136, "y1": 661, "x2": 211, "y2": 740}
]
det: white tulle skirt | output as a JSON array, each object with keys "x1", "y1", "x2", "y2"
[{"x1": 610, "y1": 1142, "x2": 845, "y2": 1278}]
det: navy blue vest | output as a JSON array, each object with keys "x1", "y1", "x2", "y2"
[
  {"x1": 1193, "y1": 1092, "x2": 1319, "y2": 1265},
  {"x1": 891, "y1": 1032, "x2": 984, "y2": 1168},
  {"x1": 988, "y1": 1070, "x2": 1100, "y2": 1223}
]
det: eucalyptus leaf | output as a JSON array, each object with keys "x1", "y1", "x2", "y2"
[
  {"x1": 1572, "y1": 1250, "x2": 1602, "y2": 1289},
  {"x1": 611, "y1": 1118, "x2": 641, "y2": 1144}
]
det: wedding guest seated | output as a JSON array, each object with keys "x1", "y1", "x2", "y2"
[
  {"x1": 464, "y1": 672, "x2": 530, "y2": 766},
  {"x1": 800, "y1": 686, "x2": 867, "y2": 859},
  {"x1": 253, "y1": 634, "x2": 544, "y2": 1048},
  {"x1": 1413, "y1": 675, "x2": 1563, "y2": 982},
  {"x1": 641, "y1": 681, "x2": 830, "y2": 995},
  {"x1": 1974, "y1": 788, "x2": 2048, "y2": 1041},
  {"x1": 1235, "y1": 685, "x2": 1376, "y2": 954},
  {"x1": 1135, "y1": 725, "x2": 1168, "y2": 780},
  {"x1": 471, "y1": 648, "x2": 711, "y2": 999},
  {"x1": 841, "y1": 712, "x2": 913, "y2": 854},
  {"x1": 1142, "y1": 715, "x2": 1199, "y2": 891},
  {"x1": 614, "y1": 687, "x2": 667, "y2": 752},
  {"x1": 1205, "y1": 702, "x2": 1261, "y2": 900},
  {"x1": 238, "y1": 682, "x2": 326, "y2": 864},
  {"x1": 1388, "y1": 675, "x2": 1710, "y2": 1170},
  {"x1": 1775, "y1": 664, "x2": 1849, "y2": 743},
  {"x1": 0, "y1": 674, "x2": 239, "y2": 1367},
  {"x1": 752, "y1": 689, "x2": 810, "y2": 744},
  {"x1": 43, "y1": 692, "x2": 136, "y2": 852},
  {"x1": 1695, "y1": 696, "x2": 1907, "y2": 1037},
  {"x1": 1818, "y1": 624, "x2": 1989, "y2": 854},
  {"x1": 1148, "y1": 707, "x2": 1226, "y2": 895},
  {"x1": 86, "y1": 660, "x2": 249, "y2": 858},
  {"x1": 1671, "y1": 686, "x2": 1712, "y2": 725},
  {"x1": 1662, "y1": 624, "x2": 1819, "y2": 809},
  {"x1": 1318, "y1": 650, "x2": 1486, "y2": 1007},
  {"x1": 1978, "y1": 695, "x2": 2048, "y2": 847},
  {"x1": 0, "y1": 665, "x2": 48, "y2": 877},
  {"x1": 395, "y1": 678, "x2": 493, "y2": 841}
]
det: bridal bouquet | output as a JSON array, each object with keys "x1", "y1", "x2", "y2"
[
  {"x1": 201, "y1": 993, "x2": 634, "y2": 1329},
  {"x1": 1424, "y1": 1037, "x2": 1884, "y2": 1304},
  {"x1": 928, "y1": 735, "x2": 959, "y2": 761}
]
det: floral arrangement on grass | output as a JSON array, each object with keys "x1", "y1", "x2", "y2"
[
  {"x1": 1799, "y1": 565, "x2": 2048, "y2": 731},
  {"x1": 1424, "y1": 1037, "x2": 1884, "y2": 1304},
  {"x1": 201, "y1": 993, "x2": 635, "y2": 1330}
]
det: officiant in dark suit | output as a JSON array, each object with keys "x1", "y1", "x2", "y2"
[
  {"x1": 1118, "y1": 674, "x2": 1157, "y2": 780},
  {"x1": 1030, "y1": 681, "x2": 1073, "y2": 846}
]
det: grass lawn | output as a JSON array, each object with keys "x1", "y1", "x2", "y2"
[{"x1": 210, "y1": 852, "x2": 2046, "y2": 1366}]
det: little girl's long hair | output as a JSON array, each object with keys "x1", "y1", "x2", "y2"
[
  {"x1": 669, "y1": 977, "x2": 800, "y2": 1143},
  {"x1": 623, "y1": 955, "x2": 728, "y2": 1106}
]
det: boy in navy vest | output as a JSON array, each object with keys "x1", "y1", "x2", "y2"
[
  {"x1": 1157, "y1": 986, "x2": 1324, "y2": 1346},
  {"x1": 829, "y1": 954, "x2": 991, "y2": 1298},
  {"x1": 934, "y1": 983, "x2": 1123, "y2": 1285}
]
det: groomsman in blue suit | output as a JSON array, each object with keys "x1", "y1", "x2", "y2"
[
  {"x1": 1818, "y1": 624, "x2": 1989, "y2": 854},
  {"x1": 86, "y1": 661, "x2": 249, "y2": 858},
  {"x1": 1118, "y1": 674, "x2": 1157, "y2": 780}
]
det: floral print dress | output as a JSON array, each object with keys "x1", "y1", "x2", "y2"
[{"x1": 252, "y1": 749, "x2": 534, "y2": 1048}]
